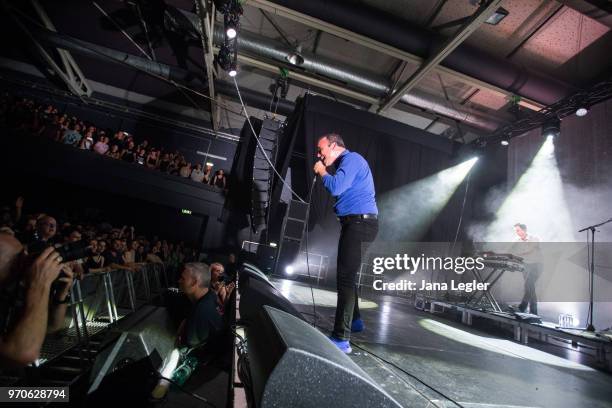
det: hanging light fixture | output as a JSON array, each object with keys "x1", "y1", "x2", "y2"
[{"x1": 285, "y1": 44, "x2": 304, "y2": 66}]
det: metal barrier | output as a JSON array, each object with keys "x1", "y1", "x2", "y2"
[{"x1": 38, "y1": 262, "x2": 169, "y2": 363}]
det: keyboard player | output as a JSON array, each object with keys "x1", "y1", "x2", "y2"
[{"x1": 512, "y1": 223, "x2": 542, "y2": 315}]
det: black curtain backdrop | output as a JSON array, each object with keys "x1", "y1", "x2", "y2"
[{"x1": 280, "y1": 94, "x2": 472, "y2": 243}]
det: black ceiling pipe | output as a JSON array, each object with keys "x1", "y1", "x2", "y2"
[
  {"x1": 266, "y1": 0, "x2": 575, "y2": 105},
  {"x1": 34, "y1": 28, "x2": 295, "y2": 116}
]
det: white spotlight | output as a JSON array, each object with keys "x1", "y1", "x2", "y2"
[
  {"x1": 226, "y1": 27, "x2": 237, "y2": 39},
  {"x1": 269, "y1": 242, "x2": 277, "y2": 248},
  {"x1": 285, "y1": 265, "x2": 294, "y2": 275},
  {"x1": 501, "y1": 140, "x2": 509, "y2": 146},
  {"x1": 228, "y1": 67, "x2": 237, "y2": 77},
  {"x1": 576, "y1": 108, "x2": 588, "y2": 117}
]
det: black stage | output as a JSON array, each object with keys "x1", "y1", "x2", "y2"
[{"x1": 273, "y1": 279, "x2": 612, "y2": 408}]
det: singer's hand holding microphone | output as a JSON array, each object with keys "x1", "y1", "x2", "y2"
[{"x1": 313, "y1": 158, "x2": 327, "y2": 177}]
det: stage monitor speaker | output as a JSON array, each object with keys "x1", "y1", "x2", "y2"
[
  {"x1": 245, "y1": 306, "x2": 403, "y2": 408},
  {"x1": 88, "y1": 307, "x2": 177, "y2": 397},
  {"x1": 241, "y1": 262, "x2": 272, "y2": 285},
  {"x1": 239, "y1": 272, "x2": 304, "y2": 323}
]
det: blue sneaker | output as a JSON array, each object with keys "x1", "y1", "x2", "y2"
[
  {"x1": 329, "y1": 336, "x2": 352, "y2": 354},
  {"x1": 351, "y1": 318, "x2": 365, "y2": 333}
]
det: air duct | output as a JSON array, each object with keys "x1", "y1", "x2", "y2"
[
  {"x1": 34, "y1": 28, "x2": 295, "y2": 116},
  {"x1": 259, "y1": 0, "x2": 575, "y2": 105}
]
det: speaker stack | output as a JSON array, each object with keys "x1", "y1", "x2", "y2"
[{"x1": 251, "y1": 118, "x2": 281, "y2": 234}]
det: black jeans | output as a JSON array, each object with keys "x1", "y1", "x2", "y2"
[
  {"x1": 332, "y1": 218, "x2": 378, "y2": 340},
  {"x1": 519, "y1": 263, "x2": 541, "y2": 314}
]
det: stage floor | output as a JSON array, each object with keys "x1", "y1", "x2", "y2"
[{"x1": 272, "y1": 278, "x2": 612, "y2": 408}]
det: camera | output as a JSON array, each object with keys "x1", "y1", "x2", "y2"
[{"x1": 27, "y1": 240, "x2": 93, "y2": 263}]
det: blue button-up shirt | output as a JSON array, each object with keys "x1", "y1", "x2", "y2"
[{"x1": 322, "y1": 150, "x2": 378, "y2": 216}]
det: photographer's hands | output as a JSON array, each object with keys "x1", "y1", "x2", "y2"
[
  {"x1": 55, "y1": 265, "x2": 75, "y2": 302},
  {"x1": 26, "y1": 246, "x2": 64, "y2": 290}
]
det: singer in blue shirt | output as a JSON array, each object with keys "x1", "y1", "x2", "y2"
[{"x1": 314, "y1": 133, "x2": 378, "y2": 353}]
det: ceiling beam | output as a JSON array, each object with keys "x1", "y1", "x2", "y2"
[
  {"x1": 558, "y1": 0, "x2": 612, "y2": 29},
  {"x1": 18, "y1": 0, "x2": 93, "y2": 98},
  {"x1": 194, "y1": 0, "x2": 219, "y2": 131},
  {"x1": 378, "y1": 0, "x2": 503, "y2": 113},
  {"x1": 246, "y1": 0, "x2": 543, "y2": 111}
]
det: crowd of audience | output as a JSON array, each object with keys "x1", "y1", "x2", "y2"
[
  {"x1": 0, "y1": 196, "x2": 237, "y2": 368},
  {"x1": 0, "y1": 93, "x2": 228, "y2": 191}
]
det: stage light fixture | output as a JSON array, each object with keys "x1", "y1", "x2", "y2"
[
  {"x1": 575, "y1": 107, "x2": 588, "y2": 117},
  {"x1": 485, "y1": 7, "x2": 509, "y2": 25},
  {"x1": 226, "y1": 24, "x2": 237, "y2": 40},
  {"x1": 285, "y1": 45, "x2": 304, "y2": 66},
  {"x1": 501, "y1": 140, "x2": 509, "y2": 146},
  {"x1": 216, "y1": 44, "x2": 232, "y2": 71},
  {"x1": 228, "y1": 64, "x2": 238, "y2": 77},
  {"x1": 542, "y1": 118, "x2": 560, "y2": 138},
  {"x1": 269, "y1": 242, "x2": 277, "y2": 248},
  {"x1": 285, "y1": 265, "x2": 294, "y2": 275}
]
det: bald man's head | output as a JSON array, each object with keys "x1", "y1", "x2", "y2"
[{"x1": 0, "y1": 233, "x2": 23, "y2": 285}]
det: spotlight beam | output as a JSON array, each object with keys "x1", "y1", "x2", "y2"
[
  {"x1": 485, "y1": 136, "x2": 574, "y2": 241},
  {"x1": 378, "y1": 157, "x2": 478, "y2": 241}
]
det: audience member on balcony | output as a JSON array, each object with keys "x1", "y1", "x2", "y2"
[
  {"x1": 62, "y1": 122, "x2": 83, "y2": 146},
  {"x1": 202, "y1": 163, "x2": 214, "y2": 184},
  {"x1": 146, "y1": 148, "x2": 160, "y2": 169},
  {"x1": 79, "y1": 128, "x2": 95, "y2": 150},
  {"x1": 93, "y1": 136, "x2": 110, "y2": 155},
  {"x1": 39, "y1": 115, "x2": 61, "y2": 140},
  {"x1": 121, "y1": 141, "x2": 136, "y2": 163},
  {"x1": 0, "y1": 233, "x2": 71, "y2": 367},
  {"x1": 136, "y1": 147, "x2": 146, "y2": 165},
  {"x1": 106, "y1": 144, "x2": 122, "y2": 159},
  {"x1": 211, "y1": 169, "x2": 227, "y2": 190},
  {"x1": 190, "y1": 164, "x2": 205, "y2": 182},
  {"x1": 111, "y1": 131, "x2": 127, "y2": 150},
  {"x1": 167, "y1": 158, "x2": 180, "y2": 175},
  {"x1": 179, "y1": 162, "x2": 192, "y2": 178},
  {"x1": 159, "y1": 153, "x2": 171, "y2": 172}
]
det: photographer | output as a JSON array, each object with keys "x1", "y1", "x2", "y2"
[{"x1": 0, "y1": 233, "x2": 74, "y2": 367}]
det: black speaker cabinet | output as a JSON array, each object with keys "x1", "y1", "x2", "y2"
[
  {"x1": 239, "y1": 268, "x2": 304, "y2": 323},
  {"x1": 87, "y1": 307, "x2": 177, "y2": 398},
  {"x1": 245, "y1": 306, "x2": 403, "y2": 408}
]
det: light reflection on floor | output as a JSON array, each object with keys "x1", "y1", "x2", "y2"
[
  {"x1": 268, "y1": 280, "x2": 612, "y2": 407},
  {"x1": 418, "y1": 318, "x2": 594, "y2": 371},
  {"x1": 273, "y1": 278, "x2": 378, "y2": 309},
  {"x1": 273, "y1": 278, "x2": 598, "y2": 371}
]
